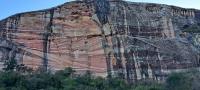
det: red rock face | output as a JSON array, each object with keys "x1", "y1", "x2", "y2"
[
  {"x1": 0, "y1": 0, "x2": 200, "y2": 82},
  {"x1": 0, "y1": 1, "x2": 107, "y2": 77}
]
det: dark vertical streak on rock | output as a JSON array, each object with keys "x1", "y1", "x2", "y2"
[
  {"x1": 94, "y1": 0, "x2": 112, "y2": 79},
  {"x1": 94, "y1": 0, "x2": 112, "y2": 78},
  {"x1": 112, "y1": 35, "x2": 124, "y2": 78},
  {"x1": 7, "y1": 14, "x2": 21, "y2": 41},
  {"x1": 125, "y1": 38, "x2": 138, "y2": 83},
  {"x1": 6, "y1": 15, "x2": 22, "y2": 64},
  {"x1": 43, "y1": 9, "x2": 54, "y2": 71},
  {"x1": 113, "y1": 1, "x2": 128, "y2": 79}
]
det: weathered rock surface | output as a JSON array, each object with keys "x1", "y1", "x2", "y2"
[{"x1": 0, "y1": 0, "x2": 200, "y2": 82}]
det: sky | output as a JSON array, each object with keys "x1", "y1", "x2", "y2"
[{"x1": 0, "y1": 0, "x2": 200, "y2": 20}]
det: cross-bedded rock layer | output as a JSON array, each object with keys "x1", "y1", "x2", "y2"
[{"x1": 0, "y1": 0, "x2": 200, "y2": 82}]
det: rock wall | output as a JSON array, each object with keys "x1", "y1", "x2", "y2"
[{"x1": 0, "y1": 0, "x2": 200, "y2": 82}]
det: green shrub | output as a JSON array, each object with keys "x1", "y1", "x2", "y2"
[{"x1": 1, "y1": 67, "x2": 200, "y2": 90}]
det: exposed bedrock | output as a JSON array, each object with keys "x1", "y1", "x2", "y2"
[{"x1": 0, "y1": 0, "x2": 200, "y2": 82}]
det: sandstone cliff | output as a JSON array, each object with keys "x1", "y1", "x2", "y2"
[{"x1": 0, "y1": 0, "x2": 200, "y2": 82}]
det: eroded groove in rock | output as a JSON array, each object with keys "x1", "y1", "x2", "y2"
[
  {"x1": 42, "y1": 9, "x2": 54, "y2": 71},
  {"x1": 93, "y1": 0, "x2": 115, "y2": 79}
]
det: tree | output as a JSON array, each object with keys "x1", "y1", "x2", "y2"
[
  {"x1": 3, "y1": 59, "x2": 17, "y2": 71},
  {"x1": 55, "y1": 67, "x2": 75, "y2": 78},
  {"x1": 165, "y1": 72, "x2": 192, "y2": 90}
]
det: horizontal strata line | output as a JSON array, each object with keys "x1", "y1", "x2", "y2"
[
  {"x1": 23, "y1": 64, "x2": 106, "y2": 71},
  {"x1": 0, "y1": 28, "x2": 100, "y2": 33},
  {"x1": 5, "y1": 32, "x2": 101, "y2": 37},
  {"x1": 21, "y1": 47, "x2": 105, "y2": 68},
  {"x1": 9, "y1": 36, "x2": 99, "y2": 41}
]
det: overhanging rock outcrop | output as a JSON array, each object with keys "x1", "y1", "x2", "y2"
[{"x1": 0, "y1": 0, "x2": 200, "y2": 82}]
